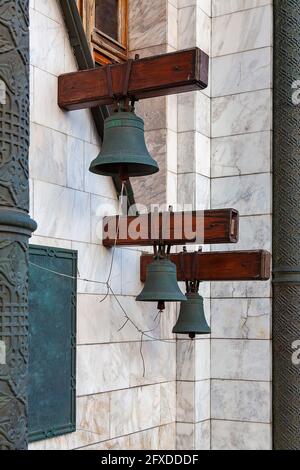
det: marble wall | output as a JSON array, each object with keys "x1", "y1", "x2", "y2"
[
  {"x1": 176, "y1": 0, "x2": 212, "y2": 451},
  {"x1": 210, "y1": 0, "x2": 273, "y2": 450},
  {"x1": 28, "y1": 0, "x2": 177, "y2": 450}
]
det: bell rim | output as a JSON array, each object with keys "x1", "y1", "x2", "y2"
[
  {"x1": 172, "y1": 326, "x2": 211, "y2": 335},
  {"x1": 136, "y1": 292, "x2": 187, "y2": 302},
  {"x1": 89, "y1": 160, "x2": 159, "y2": 177}
]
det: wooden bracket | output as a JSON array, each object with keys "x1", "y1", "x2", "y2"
[
  {"x1": 103, "y1": 209, "x2": 239, "y2": 247},
  {"x1": 140, "y1": 250, "x2": 271, "y2": 283},
  {"x1": 58, "y1": 48, "x2": 209, "y2": 110}
]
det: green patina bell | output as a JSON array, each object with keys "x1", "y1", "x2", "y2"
[
  {"x1": 89, "y1": 110, "x2": 159, "y2": 178},
  {"x1": 136, "y1": 258, "x2": 186, "y2": 310},
  {"x1": 173, "y1": 292, "x2": 211, "y2": 339}
]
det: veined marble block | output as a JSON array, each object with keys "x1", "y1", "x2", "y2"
[
  {"x1": 211, "y1": 173, "x2": 272, "y2": 216},
  {"x1": 211, "y1": 131, "x2": 271, "y2": 177},
  {"x1": 212, "y1": 89, "x2": 272, "y2": 138},
  {"x1": 211, "y1": 380, "x2": 272, "y2": 422},
  {"x1": 212, "y1": 0, "x2": 272, "y2": 17},
  {"x1": 211, "y1": 420, "x2": 272, "y2": 450},
  {"x1": 211, "y1": 339, "x2": 272, "y2": 381},
  {"x1": 129, "y1": 0, "x2": 167, "y2": 50},
  {"x1": 212, "y1": 48, "x2": 272, "y2": 97},
  {"x1": 211, "y1": 279, "x2": 272, "y2": 298},
  {"x1": 212, "y1": 5, "x2": 272, "y2": 56},
  {"x1": 211, "y1": 297, "x2": 271, "y2": 339},
  {"x1": 34, "y1": 0, "x2": 63, "y2": 24},
  {"x1": 67, "y1": 136, "x2": 85, "y2": 191}
]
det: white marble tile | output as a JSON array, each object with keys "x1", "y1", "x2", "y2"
[
  {"x1": 81, "y1": 434, "x2": 130, "y2": 451},
  {"x1": 29, "y1": 123, "x2": 67, "y2": 186},
  {"x1": 196, "y1": 174, "x2": 210, "y2": 210},
  {"x1": 212, "y1": 48, "x2": 272, "y2": 97},
  {"x1": 129, "y1": 341, "x2": 176, "y2": 387},
  {"x1": 77, "y1": 294, "x2": 110, "y2": 345},
  {"x1": 168, "y1": 2, "x2": 178, "y2": 49},
  {"x1": 178, "y1": 92, "x2": 196, "y2": 133},
  {"x1": 110, "y1": 384, "x2": 161, "y2": 438},
  {"x1": 72, "y1": 242, "x2": 122, "y2": 295},
  {"x1": 30, "y1": 236, "x2": 72, "y2": 249},
  {"x1": 211, "y1": 339, "x2": 272, "y2": 381},
  {"x1": 67, "y1": 136, "x2": 84, "y2": 191},
  {"x1": 195, "y1": 420, "x2": 210, "y2": 450},
  {"x1": 29, "y1": 429, "x2": 101, "y2": 451},
  {"x1": 32, "y1": 67, "x2": 91, "y2": 142},
  {"x1": 196, "y1": 6, "x2": 211, "y2": 55},
  {"x1": 211, "y1": 297, "x2": 271, "y2": 339},
  {"x1": 178, "y1": 6, "x2": 196, "y2": 49},
  {"x1": 195, "y1": 380, "x2": 210, "y2": 421},
  {"x1": 177, "y1": 381, "x2": 195, "y2": 422},
  {"x1": 196, "y1": 92, "x2": 211, "y2": 137},
  {"x1": 158, "y1": 423, "x2": 176, "y2": 450},
  {"x1": 178, "y1": 132, "x2": 210, "y2": 177},
  {"x1": 77, "y1": 343, "x2": 130, "y2": 395},
  {"x1": 135, "y1": 97, "x2": 167, "y2": 132},
  {"x1": 211, "y1": 380, "x2": 272, "y2": 422},
  {"x1": 129, "y1": 0, "x2": 167, "y2": 50},
  {"x1": 167, "y1": 130, "x2": 178, "y2": 174},
  {"x1": 34, "y1": 0, "x2": 63, "y2": 23},
  {"x1": 211, "y1": 420, "x2": 272, "y2": 450},
  {"x1": 176, "y1": 423, "x2": 195, "y2": 450},
  {"x1": 196, "y1": 133, "x2": 211, "y2": 177},
  {"x1": 211, "y1": 279, "x2": 272, "y2": 299},
  {"x1": 77, "y1": 394, "x2": 110, "y2": 442},
  {"x1": 212, "y1": 0, "x2": 272, "y2": 17},
  {"x1": 30, "y1": 9, "x2": 65, "y2": 75},
  {"x1": 211, "y1": 131, "x2": 271, "y2": 177},
  {"x1": 212, "y1": 5, "x2": 273, "y2": 57},
  {"x1": 195, "y1": 339, "x2": 210, "y2": 380},
  {"x1": 211, "y1": 214, "x2": 272, "y2": 251},
  {"x1": 91, "y1": 194, "x2": 118, "y2": 245},
  {"x1": 34, "y1": 181, "x2": 90, "y2": 242},
  {"x1": 167, "y1": 171, "x2": 178, "y2": 207},
  {"x1": 84, "y1": 142, "x2": 117, "y2": 198},
  {"x1": 121, "y1": 249, "x2": 143, "y2": 296},
  {"x1": 212, "y1": 90, "x2": 272, "y2": 138},
  {"x1": 167, "y1": 95, "x2": 178, "y2": 133},
  {"x1": 177, "y1": 340, "x2": 195, "y2": 381},
  {"x1": 211, "y1": 174, "x2": 272, "y2": 216},
  {"x1": 178, "y1": 173, "x2": 196, "y2": 208},
  {"x1": 160, "y1": 382, "x2": 176, "y2": 425}
]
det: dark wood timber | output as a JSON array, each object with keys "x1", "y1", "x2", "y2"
[
  {"x1": 58, "y1": 48, "x2": 209, "y2": 110},
  {"x1": 140, "y1": 250, "x2": 271, "y2": 283},
  {"x1": 103, "y1": 209, "x2": 239, "y2": 247}
]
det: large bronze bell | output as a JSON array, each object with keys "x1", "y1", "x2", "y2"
[
  {"x1": 89, "y1": 109, "x2": 159, "y2": 178},
  {"x1": 173, "y1": 291, "x2": 211, "y2": 339},
  {"x1": 136, "y1": 258, "x2": 186, "y2": 310}
]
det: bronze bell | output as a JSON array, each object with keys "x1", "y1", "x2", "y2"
[
  {"x1": 89, "y1": 109, "x2": 159, "y2": 179},
  {"x1": 173, "y1": 291, "x2": 211, "y2": 339},
  {"x1": 136, "y1": 258, "x2": 186, "y2": 311}
]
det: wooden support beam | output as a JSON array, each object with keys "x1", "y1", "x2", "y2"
[
  {"x1": 103, "y1": 209, "x2": 239, "y2": 247},
  {"x1": 140, "y1": 250, "x2": 271, "y2": 282},
  {"x1": 58, "y1": 48, "x2": 209, "y2": 110}
]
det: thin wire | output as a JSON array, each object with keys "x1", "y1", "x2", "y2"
[
  {"x1": 29, "y1": 262, "x2": 107, "y2": 285},
  {"x1": 99, "y1": 181, "x2": 125, "y2": 303}
]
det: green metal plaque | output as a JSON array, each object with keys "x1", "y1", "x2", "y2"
[{"x1": 28, "y1": 245, "x2": 77, "y2": 443}]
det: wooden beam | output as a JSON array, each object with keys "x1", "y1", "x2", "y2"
[
  {"x1": 140, "y1": 250, "x2": 271, "y2": 282},
  {"x1": 58, "y1": 48, "x2": 209, "y2": 110},
  {"x1": 103, "y1": 209, "x2": 239, "y2": 247}
]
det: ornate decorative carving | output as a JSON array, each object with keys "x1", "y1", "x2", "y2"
[
  {"x1": 273, "y1": 0, "x2": 300, "y2": 450},
  {"x1": 0, "y1": 0, "x2": 32, "y2": 450}
]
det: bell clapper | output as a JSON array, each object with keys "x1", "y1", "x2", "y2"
[{"x1": 157, "y1": 300, "x2": 165, "y2": 312}]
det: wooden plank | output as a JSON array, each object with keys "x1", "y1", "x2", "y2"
[
  {"x1": 140, "y1": 250, "x2": 271, "y2": 282},
  {"x1": 58, "y1": 48, "x2": 209, "y2": 110},
  {"x1": 103, "y1": 209, "x2": 239, "y2": 247}
]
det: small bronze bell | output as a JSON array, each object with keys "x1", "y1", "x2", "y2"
[
  {"x1": 136, "y1": 258, "x2": 186, "y2": 311},
  {"x1": 89, "y1": 108, "x2": 159, "y2": 179},
  {"x1": 173, "y1": 289, "x2": 211, "y2": 339}
]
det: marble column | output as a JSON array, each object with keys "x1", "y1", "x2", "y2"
[{"x1": 0, "y1": 0, "x2": 36, "y2": 450}]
